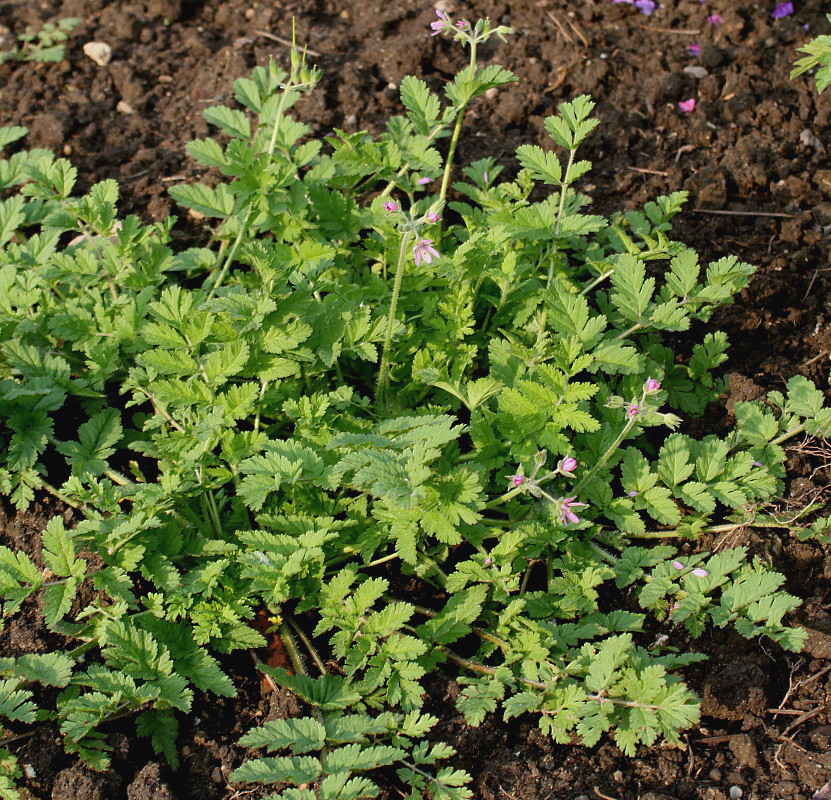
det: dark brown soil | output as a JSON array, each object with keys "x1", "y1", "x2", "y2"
[{"x1": 2, "y1": 0, "x2": 831, "y2": 798}]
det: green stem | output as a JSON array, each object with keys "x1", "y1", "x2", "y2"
[
  {"x1": 278, "y1": 621, "x2": 308, "y2": 677},
  {"x1": 770, "y1": 425, "x2": 804, "y2": 447},
  {"x1": 571, "y1": 414, "x2": 639, "y2": 498},
  {"x1": 548, "y1": 149, "x2": 576, "y2": 288},
  {"x1": 437, "y1": 41, "x2": 477, "y2": 206},
  {"x1": 207, "y1": 82, "x2": 291, "y2": 301},
  {"x1": 285, "y1": 614, "x2": 327, "y2": 675},
  {"x1": 375, "y1": 231, "x2": 413, "y2": 404},
  {"x1": 580, "y1": 269, "x2": 615, "y2": 296}
]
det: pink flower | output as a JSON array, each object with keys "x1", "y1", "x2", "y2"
[
  {"x1": 691, "y1": 568, "x2": 708, "y2": 578},
  {"x1": 687, "y1": 43, "x2": 700, "y2": 56},
  {"x1": 677, "y1": 98, "x2": 696, "y2": 113},
  {"x1": 627, "y1": 403, "x2": 640, "y2": 417},
  {"x1": 707, "y1": 13, "x2": 723, "y2": 24},
  {"x1": 559, "y1": 497, "x2": 587, "y2": 525},
  {"x1": 456, "y1": 19, "x2": 469, "y2": 29},
  {"x1": 430, "y1": 9, "x2": 452, "y2": 35},
  {"x1": 772, "y1": 2, "x2": 793, "y2": 19},
  {"x1": 384, "y1": 201, "x2": 398, "y2": 213},
  {"x1": 484, "y1": 557, "x2": 493, "y2": 566},
  {"x1": 645, "y1": 378, "x2": 661, "y2": 393},
  {"x1": 413, "y1": 238, "x2": 440, "y2": 266},
  {"x1": 560, "y1": 457, "x2": 578, "y2": 473},
  {"x1": 426, "y1": 211, "x2": 440, "y2": 223},
  {"x1": 511, "y1": 475, "x2": 525, "y2": 488}
]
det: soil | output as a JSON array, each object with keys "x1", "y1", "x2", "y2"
[{"x1": 1, "y1": 0, "x2": 831, "y2": 798}]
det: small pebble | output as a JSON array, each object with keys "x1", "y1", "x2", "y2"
[
  {"x1": 684, "y1": 65, "x2": 708, "y2": 79},
  {"x1": 22, "y1": 765, "x2": 36, "y2": 780},
  {"x1": 83, "y1": 41, "x2": 112, "y2": 66},
  {"x1": 63, "y1": 144, "x2": 73, "y2": 156},
  {"x1": 211, "y1": 766, "x2": 224, "y2": 784},
  {"x1": 709, "y1": 768, "x2": 722, "y2": 781},
  {"x1": 613, "y1": 771, "x2": 624, "y2": 783},
  {"x1": 339, "y1": 8, "x2": 349, "y2": 18},
  {"x1": 116, "y1": 100, "x2": 135, "y2": 114},
  {"x1": 244, "y1": 7, "x2": 255, "y2": 19},
  {"x1": 729, "y1": 787, "x2": 743, "y2": 800},
  {"x1": 158, "y1": 75, "x2": 173, "y2": 83}
]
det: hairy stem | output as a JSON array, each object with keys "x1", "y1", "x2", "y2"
[{"x1": 376, "y1": 231, "x2": 413, "y2": 403}]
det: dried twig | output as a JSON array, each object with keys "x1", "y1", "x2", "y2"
[
  {"x1": 594, "y1": 788, "x2": 622, "y2": 800},
  {"x1": 627, "y1": 166, "x2": 669, "y2": 177},
  {"x1": 254, "y1": 29, "x2": 322, "y2": 57},
  {"x1": 544, "y1": 56, "x2": 584, "y2": 94},
  {"x1": 546, "y1": 12, "x2": 575, "y2": 45},
  {"x1": 640, "y1": 25, "x2": 701, "y2": 35},
  {"x1": 691, "y1": 208, "x2": 797, "y2": 219},
  {"x1": 800, "y1": 349, "x2": 829, "y2": 369}
]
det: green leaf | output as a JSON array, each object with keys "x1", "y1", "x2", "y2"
[
  {"x1": 515, "y1": 145, "x2": 562, "y2": 185},
  {"x1": 0, "y1": 126, "x2": 27, "y2": 150},
  {"x1": 41, "y1": 517, "x2": 82, "y2": 579},
  {"x1": 168, "y1": 183, "x2": 236, "y2": 218},
  {"x1": 400, "y1": 76, "x2": 441, "y2": 135},
  {"x1": 240, "y1": 717, "x2": 326, "y2": 754},
  {"x1": 230, "y1": 755, "x2": 322, "y2": 785},
  {"x1": 656, "y1": 434, "x2": 694, "y2": 487},
  {"x1": 203, "y1": 105, "x2": 251, "y2": 139}
]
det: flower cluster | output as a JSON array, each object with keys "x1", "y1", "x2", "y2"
[{"x1": 430, "y1": 9, "x2": 470, "y2": 37}]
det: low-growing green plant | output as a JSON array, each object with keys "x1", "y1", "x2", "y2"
[
  {"x1": 0, "y1": 17, "x2": 80, "y2": 66},
  {"x1": 0, "y1": 10, "x2": 826, "y2": 797},
  {"x1": 792, "y1": 13, "x2": 831, "y2": 93}
]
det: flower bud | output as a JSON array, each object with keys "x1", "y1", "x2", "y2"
[
  {"x1": 644, "y1": 378, "x2": 661, "y2": 393},
  {"x1": 511, "y1": 475, "x2": 525, "y2": 488},
  {"x1": 384, "y1": 201, "x2": 398, "y2": 213},
  {"x1": 560, "y1": 457, "x2": 578, "y2": 473}
]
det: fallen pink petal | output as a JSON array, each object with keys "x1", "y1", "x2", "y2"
[
  {"x1": 687, "y1": 43, "x2": 701, "y2": 56},
  {"x1": 672, "y1": 560, "x2": 684, "y2": 570},
  {"x1": 677, "y1": 98, "x2": 696, "y2": 113},
  {"x1": 634, "y1": 0, "x2": 656, "y2": 13},
  {"x1": 707, "y1": 13, "x2": 723, "y2": 24},
  {"x1": 691, "y1": 568, "x2": 709, "y2": 578}
]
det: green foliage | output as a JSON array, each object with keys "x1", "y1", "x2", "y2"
[
  {"x1": 0, "y1": 17, "x2": 81, "y2": 66},
  {"x1": 792, "y1": 15, "x2": 831, "y2": 94},
  {"x1": 0, "y1": 10, "x2": 820, "y2": 793}
]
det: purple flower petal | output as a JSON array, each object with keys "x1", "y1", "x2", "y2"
[
  {"x1": 672, "y1": 560, "x2": 684, "y2": 570},
  {"x1": 634, "y1": 0, "x2": 656, "y2": 13},
  {"x1": 691, "y1": 568, "x2": 709, "y2": 578},
  {"x1": 772, "y1": 2, "x2": 794, "y2": 19},
  {"x1": 687, "y1": 43, "x2": 701, "y2": 56}
]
